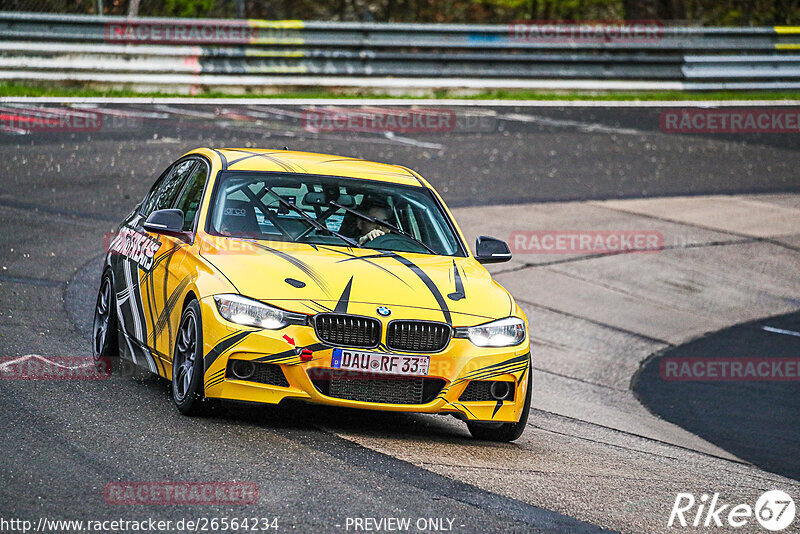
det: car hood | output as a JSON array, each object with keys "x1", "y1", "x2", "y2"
[{"x1": 198, "y1": 236, "x2": 513, "y2": 325}]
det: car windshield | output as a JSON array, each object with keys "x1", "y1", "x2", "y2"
[{"x1": 207, "y1": 171, "x2": 464, "y2": 256}]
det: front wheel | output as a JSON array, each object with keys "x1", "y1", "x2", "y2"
[
  {"x1": 172, "y1": 300, "x2": 207, "y2": 416},
  {"x1": 467, "y1": 366, "x2": 532, "y2": 442}
]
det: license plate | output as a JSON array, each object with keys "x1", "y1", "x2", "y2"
[{"x1": 331, "y1": 348, "x2": 429, "y2": 377}]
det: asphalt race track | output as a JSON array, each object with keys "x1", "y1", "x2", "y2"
[
  {"x1": 634, "y1": 310, "x2": 800, "y2": 481},
  {"x1": 1, "y1": 102, "x2": 799, "y2": 533}
]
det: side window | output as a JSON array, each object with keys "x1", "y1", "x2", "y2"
[
  {"x1": 173, "y1": 162, "x2": 209, "y2": 231},
  {"x1": 140, "y1": 165, "x2": 173, "y2": 218},
  {"x1": 153, "y1": 160, "x2": 197, "y2": 213}
]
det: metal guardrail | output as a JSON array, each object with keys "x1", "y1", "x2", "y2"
[{"x1": 1, "y1": 12, "x2": 799, "y2": 90}]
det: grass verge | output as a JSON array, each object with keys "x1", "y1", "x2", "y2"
[{"x1": 0, "y1": 82, "x2": 798, "y2": 101}]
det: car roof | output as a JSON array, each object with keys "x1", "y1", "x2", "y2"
[{"x1": 205, "y1": 148, "x2": 425, "y2": 187}]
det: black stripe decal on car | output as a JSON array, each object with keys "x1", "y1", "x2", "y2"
[
  {"x1": 140, "y1": 243, "x2": 181, "y2": 284},
  {"x1": 149, "y1": 275, "x2": 192, "y2": 347},
  {"x1": 212, "y1": 148, "x2": 228, "y2": 170},
  {"x1": 450, "y1": 353, "x2": 530, "y2": 387},
  {"x1": 334, "y1": 277, "x2": 353, "y2": 313},
  {"x1": 337, "y1": 251, "x2": 452, "y2": 324},
  {"x1": 203, "y1": 330, "x2": 253, "y2": 370},
  {"x1": 492, "y1": 400, "x2": 504, "y2": 418},
  {"x1": 205, "y1": 368, "x2": 226, "y2": 389},
  {"x1": 321, "y1": 246, "x2": 411, "y2": 287},
  {"x1": 447, "y1": 260, "x2": 465, "y2": 301},
  {"x1": 253, "y1": 342, "x2": 330, "y2": 364},
  {"x1": 387, "y1": 253, "x2": 452, "y2": 325},
  {"x1": 250, "y1": 242, "x2": 330, "y2": 295},
  {"x1": 224, "y1": 150, "x2": 305, "y2": 174}
]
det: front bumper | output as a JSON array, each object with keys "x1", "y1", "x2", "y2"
[{"x1": 198, "y1": 298, "x2": 531, "y2": 423}]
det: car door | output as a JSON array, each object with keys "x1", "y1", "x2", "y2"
[
  {"x1": 111, "y1": 158, "x2": 198, "y2": 376},
  {"x1": 138, "y1": 158, "x2": 202, "y2": 374},
  {"x1": 109, "y1": 163, "x2": 171, "y2": 374}
]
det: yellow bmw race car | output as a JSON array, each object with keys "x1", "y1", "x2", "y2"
[{"x1": 93, "y1": 148, "x2": 531, "y2": 441}]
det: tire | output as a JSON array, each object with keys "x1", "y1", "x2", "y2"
[
  {"x1": 467, "y1": 365, "x2": 532, "y2": 442},
  {"x1": 171, "y1": 300, "x2": 207, "y2": 416},
  {"x1": 92, "y1": 271, "x2": 119, "y2": 360}
]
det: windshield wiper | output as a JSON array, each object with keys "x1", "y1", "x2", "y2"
[
  {"x1": 328, "y1": 201, "x2": 437, "y2": 254},
  {"x1": 263, "y1": 188, "x2": 362, "y2": 248}
]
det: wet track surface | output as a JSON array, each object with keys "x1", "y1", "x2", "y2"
[{"x1": 1, "y1": 102, "x2": 799, "y2": 533}]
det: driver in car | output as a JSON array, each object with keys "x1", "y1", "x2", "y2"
[{"x1": 355, "y1": 203, "x2": 392, "y2": 245}]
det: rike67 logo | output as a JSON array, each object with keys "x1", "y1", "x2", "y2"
[{"x1": 669, "y1": 491, "x2": 796, "y2": 531}]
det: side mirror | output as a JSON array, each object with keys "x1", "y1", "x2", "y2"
[
  {"x1": 143, "y1": 209, "x2": 190, "y2": 241},
  {"x1": 474, "y1": 236, "x2": 512, "y2": 264}
]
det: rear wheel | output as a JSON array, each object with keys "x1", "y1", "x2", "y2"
[
  {"x1": 467, "y1": 366, "x2": 532, "y2": 442},
  {"x1": 92, "y1": 271, "x2": 119, "y2": 360},
  {"x1": 172, "y1": 300, "x2": 207, "y2": 416}
]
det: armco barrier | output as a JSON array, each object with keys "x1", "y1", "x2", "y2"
[{"x1": 1, "y1": 12, "x2": 799, "y2": 90}]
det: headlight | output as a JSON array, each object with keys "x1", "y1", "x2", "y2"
[
  {"x1": 213, "y1": 294, "x2": 306, "y2": 329},
  {"x1": 456, "y1": 317, "x2": 526, "y2": 347}
]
